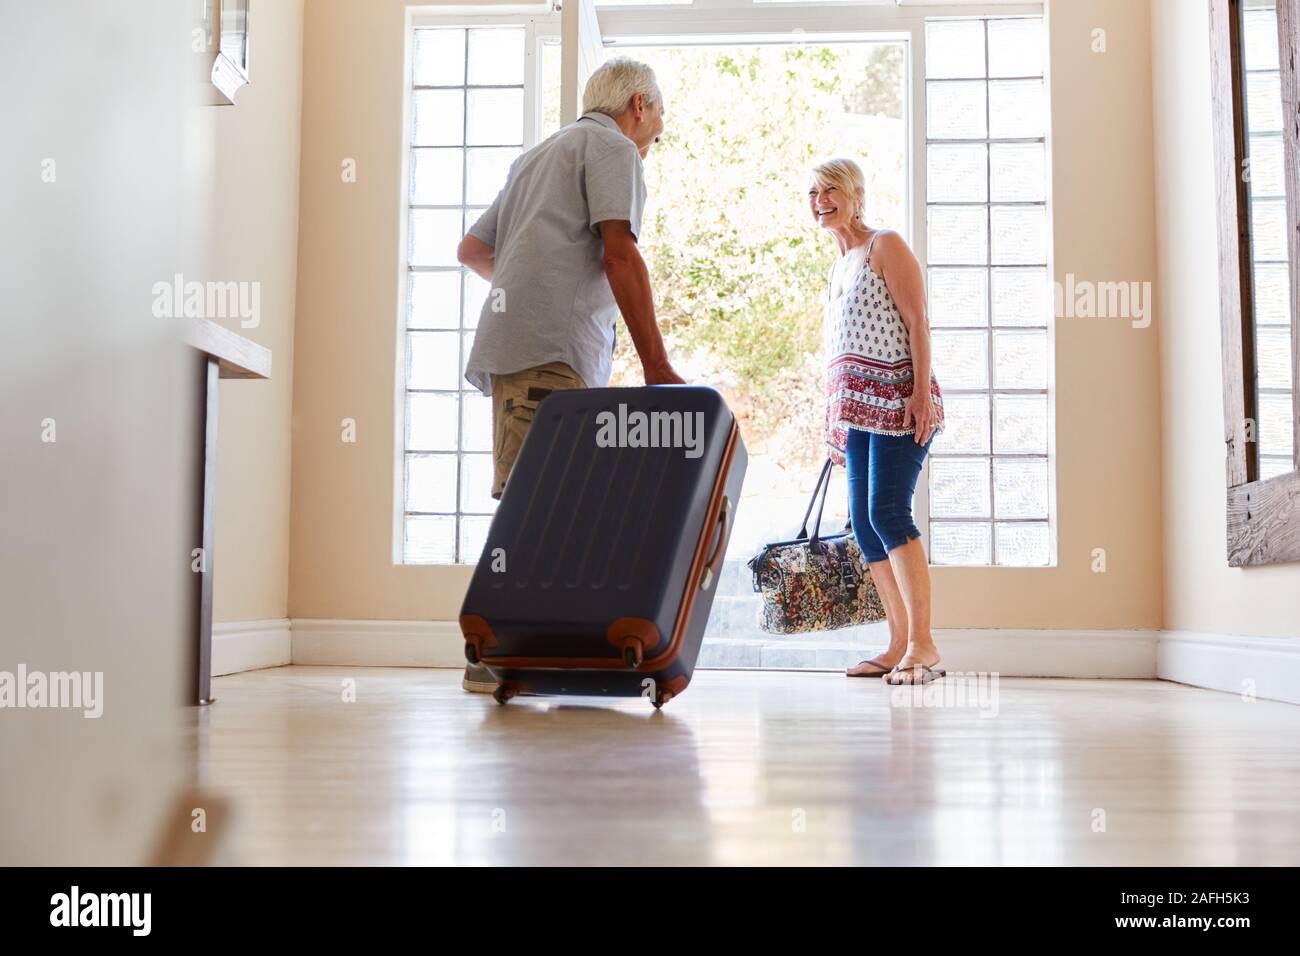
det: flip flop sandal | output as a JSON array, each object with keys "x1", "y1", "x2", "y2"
[
  {"x1": 886, "y1": 662, "x2": 946, "y2": 685},
  {"x1": 846, "y1": 657, "x2": 894, "y2": 678}
]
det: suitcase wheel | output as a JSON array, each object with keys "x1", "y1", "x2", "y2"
[
  {"x1": 493, "y1": 685, "x2": 515, "y2": 706},
  {"x1": 465, "y1": 643, "x2": 479, "y2": 665},
  {"x1": 652, "y1": 691, "x2": 671, "y2": 710}
]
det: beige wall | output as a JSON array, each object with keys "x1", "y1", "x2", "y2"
[
  {"x1": 1150, "y1": 0, "x2": 1300, "y2": 638},
  {"x1": 290, "y1": 0, "x2": 1165, "y2": 627},
  {"x1": 933, "y1": 0, "x2": 1164, "y2": 627},
  {"x1": 212, "y1": 0, "x2": 306, "y2": 624}
]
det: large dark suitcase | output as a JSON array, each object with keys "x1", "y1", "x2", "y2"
[{"x1": 459, "y1": 385, "x2": 746, "y2": 708}]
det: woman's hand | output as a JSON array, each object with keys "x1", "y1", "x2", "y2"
[{"x1": 904, "y1": 390, "x2": 938, "y2": 445}]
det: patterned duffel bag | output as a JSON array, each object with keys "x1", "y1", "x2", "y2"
[{"x1": 747, "y1": 459, "x2": 885, "y2": 634}]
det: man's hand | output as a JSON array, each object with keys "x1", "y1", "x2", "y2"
[{"x1": 642, "y1": 360, "x2": 685, "y2": 386}]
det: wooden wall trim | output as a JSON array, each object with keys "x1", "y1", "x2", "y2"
[
  {"x1": 1209, "y1": 0, "x2": 1256, "y2": 489},
  {"x1": 1211, "y1": 0, "x2": 1300, "y2": 565}
]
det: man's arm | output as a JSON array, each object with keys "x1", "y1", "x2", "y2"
[
  {"x1": 456, "y1": 235, "x2": 495, "y2": 282},
  {"x1": 597, "y1": 219, "x2": 682, "y2": 385}
]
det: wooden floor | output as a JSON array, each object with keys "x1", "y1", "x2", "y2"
[{"x1": 194, "y1": 666, "x2": 1300, "y2": 866}]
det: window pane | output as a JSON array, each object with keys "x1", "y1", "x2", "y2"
[
  {"x1": 932, "y1": 393, "x2": 990, "y2": 454},
  {"x1": 1243, "y1": 8, "x2": 1281, "y2": 70},
  {"x1": 408, "y1": 272, "x2": 460, "y2": 329},
  {"x1": 463, "y1": 270, "x2": 491, "y2": 329},
  {"x1": 930, "y1": 458, "x2": 991, "y2": 518},
  {"x1": 460, "y1": 516, "x2": 494, "y2": 565},
  {"x1": 993, "y1": 329, "x2": 1048, "y2": 389},
  {"x1": 413, "y1": 29, "x2": 465, "y2": 86},
  {"x1": 931, "y1": 522, "x2": 992, "y2": 565},
  {"x1": 1257, "y1": 327, "x2": 1293, "y2": 391},
  {"x1": 406, "y1": 454, "x2": 457, "y2": 513},
  {"x1": 987, "y1": 18, "x2": 1044, "y2": 78},
  {"x1": 406, "y1": 392, "x2": 459, "y2": 451},
  {"x1": 932, "y1": 329, "x2": 989, "y2": 388},
  {"x1": 993, "y1": 393, "x2": 1048, "y2": 454},
  {"x1": 460, "y1": 454, "x2": 499, "y2": 514},
  {"x1": 410, "y1": 148, "x2": 464, "y2": 205},
  {"x1": 991, "y1": 205, "x2": 1047, "y2": 265},
  {"x1": 461, "y1": 392, "x2": 493, "y2": 452},
  {"x1": 928, "y1": 268, "x2": 988, "y2": 327},
  {"x1": 995, "y1": 522, "x2": 1050, "y2": 566},
  {"x1": 1255, "y1": 263, "x2": 1292, "y2": 326},
  {"x1": 928, "y1": 143, "x2": 987, "y2": 203},
  {"x1": 990, "y1": 142, "x2": 1046, "y2": 202},
  {"x1": 992, "y1": 268, "x2": 1050, "y2": 326},
  {"x1": 925, "y1": 20, "x2": 986, "y2": 79},
  {"x1": 927, "y1": 81, "x2": 987, "y2": 139},
  {"x1": 409, "y1": 208, "x2": 463, "y2": 266},
  {"x1": 1259, "y1": 393, "x2": 1295, "y2": 458},
  {"x1": 412, "y1": 89, "x2": 465, "y2": 146},
  {"x1": 1249, "y1": 135, "x2": 1285, "y2": 197},
  {"x1": 988, "y1": 79, "x2": 1046, "y2": 138},
  {"x1": 1245, "y1": 71, "x2": 1283, "y2": 134},
  {"x1": 466, "y1": 147, "x2": 520, "y2": 205},
  {"x1": 993, "y1": 458, "x2": 1049, "y2": 519},
  {"x1": 468, "y1": 28, "x2": 524, "y2": 86},
  {"x1": 468, "y1": 88, "x2": 525, "y2": 146},
  {"x1": 407, "y1": 330, "x2": 460, "y2": 390},
  {"x1": 1250, "y1": 199, "x2": 1288, "y2": 261},
  {"x1": 928, "y1": 205, "x2": 988, "y2": 265},
  {"x1": 405, "y1": 515, "x2": 456, "y2": 564},
  {"x1": 1260, "y1": 457, "x2": 1293, "y2": 480}
]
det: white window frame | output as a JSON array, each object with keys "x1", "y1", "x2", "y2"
[
  {"x1": 394, "y1": 0, "x2": 1049, "y2": 566},
  {"x1": 922, "y1": 13, "x2": 1057, "y2": 567},
  {"x1": 394, "y1": 6, "x2": 560, "y2": 565}
]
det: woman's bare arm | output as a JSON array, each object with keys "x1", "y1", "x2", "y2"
[{"x1": 874, "y1": 231, "x2": 938, "y2": 445}]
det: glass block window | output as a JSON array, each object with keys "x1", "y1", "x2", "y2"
[
  {"x1": 1241, "y1": 1, "x2": 1295, "y2": 481},
  {"x1": 924, "y1": 16, "x2": 1053, "y2": 566},
  {"x1": 401, "y1": 25, "x2": 529, "y2": 564}
]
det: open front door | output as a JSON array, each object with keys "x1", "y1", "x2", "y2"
[{"x1": 560, "y1": 0, "x2": 605, "y2": 125}]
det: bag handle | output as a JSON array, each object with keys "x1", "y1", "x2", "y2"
[
  {"x1": 796, "y1": 459, "x2": 833, "y2": 541},
  {"x1": 795, "y1": 458, "x2": 854, "y2": 546}
]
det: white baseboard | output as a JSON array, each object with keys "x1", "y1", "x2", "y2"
[
  {"x1": 212, "y1": 619, "x2": 292, "y2": 676},
  {"x1": 928, "y1": 628, "x2": 1160, "y2": 678},
  {"x1": 1158, "y1": 630, "x2": 1300, "y2": 705},
  {"x1": 210, "y1": 621, "x2": 1300, "y2": 705},
  {"x1": 290, "y1": 619, "x2": 466, "y2": 668}
]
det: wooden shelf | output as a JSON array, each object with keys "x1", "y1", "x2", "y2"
[{"x1": 183, "y1": 317, "x2": 271, "y2": 380}]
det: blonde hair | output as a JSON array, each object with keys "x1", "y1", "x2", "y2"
[
  {"x1": 809, "y1": 157, "x2": 867, "y2": 221},
  {"x1": 582, "y1": 57, "x2": 662, "y2": 117}
]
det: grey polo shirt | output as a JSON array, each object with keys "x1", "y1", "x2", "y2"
[{"x1": 463, "y1": 111, "x2": 647, "y2": 396}]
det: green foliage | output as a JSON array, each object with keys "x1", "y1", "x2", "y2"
[{"x1": 610, "y1": 42, "x2": 905, "y2": 460}]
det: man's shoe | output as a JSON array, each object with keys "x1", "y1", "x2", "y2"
[{"x1": 462, "y1": 662, "x2": 496, "y2": 693}]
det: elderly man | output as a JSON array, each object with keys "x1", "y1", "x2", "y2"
[{"x1": 456, "y1": 57, "x2": 683, "y2": 693}]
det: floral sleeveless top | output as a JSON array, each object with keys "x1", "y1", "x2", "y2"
[{"x1": 824, "y1": 230, "x2": 944, "y2": 465}]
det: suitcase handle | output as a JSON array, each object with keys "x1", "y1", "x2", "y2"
[{"x1": 699, "y1": 496, "x2": 731, "y2": 592}]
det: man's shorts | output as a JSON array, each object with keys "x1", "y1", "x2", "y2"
[{"x1": 490, "y1": 361, "x2": 587, "y2": 499}]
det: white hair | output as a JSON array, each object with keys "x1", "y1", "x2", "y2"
[{"x1": 581, "y1": 57, "x2": 662, "y2": 117}]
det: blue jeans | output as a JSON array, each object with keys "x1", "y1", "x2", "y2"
[{"x1": 845, "y1": 428, "x2": 935, "y2": 564}]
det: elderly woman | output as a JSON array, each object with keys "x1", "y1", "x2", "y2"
[{"x1": 810, "y1": 158, "x2": 946, "y2": 685}]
